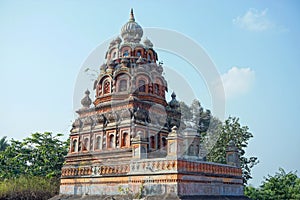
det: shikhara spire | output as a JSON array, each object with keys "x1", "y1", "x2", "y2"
[{"x1": 129, "y1": 8, "x2": 135, "y2": 22}]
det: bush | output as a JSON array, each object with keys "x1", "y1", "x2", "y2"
[
  {"x1": 0, "y1": 176, "x2": 60, "y2": 200},
  {"x1": 245, "y1": 168, "x2": 300, "y2": 200}
]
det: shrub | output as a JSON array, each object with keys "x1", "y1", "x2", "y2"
[{"x1": 0, "y1": 176, "x2": 60, "y2": 200}]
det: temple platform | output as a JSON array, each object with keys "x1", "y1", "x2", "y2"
[{"x1": 58, "y1": 158, "x2": 246, "y2": 199}]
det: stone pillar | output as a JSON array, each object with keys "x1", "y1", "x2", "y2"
[
  {"x1": 198, "y1": 144, "x2": 207, "y2": 161},
  {"x1": 167, "y1": 126, "x2": 183, "y2": 158},
  {"x1": 132, "y1": 131, "x2": 148, "y2": 159},
  {"x1": 226, "y1": 140, "x2": 240, "y2": 167},
  {"x1": 182, "y1": 127, "x2": 200, "y2": 160}
]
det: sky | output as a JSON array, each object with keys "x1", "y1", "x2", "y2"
[{"x1": 0, "y1": 0, "x2": 299, "y2": 187}]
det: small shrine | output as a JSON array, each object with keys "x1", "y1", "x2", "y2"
[{"x1": 59, "y1": 9, "x2": 247, "y2": 200}]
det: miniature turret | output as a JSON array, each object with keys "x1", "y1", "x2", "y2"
[{"x1": 226, "y1": 140, "x2": 241, "y2": 167}]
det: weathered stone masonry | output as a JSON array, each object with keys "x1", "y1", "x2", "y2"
[{"x1": 59, "y1": 9, "x2": 247, "y2": 199}]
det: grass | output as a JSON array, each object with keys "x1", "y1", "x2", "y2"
[{"x1": 0, "y1": 176, "x2": 60, "y2": 200}]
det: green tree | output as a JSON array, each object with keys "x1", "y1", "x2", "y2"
[
  {"x1": 0, "y1": 139, "x2": 29, "y2": 179},
  {"x1": 244, "y1": 186, "x2": 262, "y2": 200},
  {"x1": 190, "y1": 99, "x2": 202, "y2": 125},
  {"x1": 179, "y1": 101, "x2": 192, "y2": 124},
  {"x1": 245, "y1": 168, "x2": 300, "y2": 200},
  {"x1": 206, "y1": 117, "x2": 258, "y2": 185},
  {"x1": 0, "y1": 136, "x2": 9, "y2": 151},
  {"x1": 179, "y1": 100, "x2": 258, "y2": 185},
  {"x1": 198, "y1": 108, "x2": 211, "y2": 133},
  {"x1": 23, "y1": 132, "x2": 69, "y2": 178},
  {"x1": 201, "y1": 116, "x2": 222, "y2": 151},
  {"x1": 261, "y1": 168, "x2": 300, "y2": 200},
  {"x1": 180, "y1": 99, "x2": 211, "y2": 133},
  {"x1": 0, "y1": 132, "x2": 69, "y2": 179}
]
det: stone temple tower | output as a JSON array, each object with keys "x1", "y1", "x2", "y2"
[{"x1": 59, "y1": 9, "x2": 248, "y2": 200}]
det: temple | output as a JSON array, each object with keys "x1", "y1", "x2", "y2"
[{"x1": 59, "y1": 9, "x2": 247, "y2": 199}]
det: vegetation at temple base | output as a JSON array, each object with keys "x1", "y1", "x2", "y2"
[
  {"x1": 245, "y1": 168, "x2": 300, "y2": 200},
  {"x1": 0, "y1": 132, "x2": 69, "y2": 199},
  {"x1": 0, "y1": 176, "x2": 60, "y2": 200},
  {"x1": 180, "y1": 100, "x2": 259, "y2": 185}
]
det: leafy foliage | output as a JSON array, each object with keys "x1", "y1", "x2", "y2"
[
  {"x1": 200, "y1": 116, "x2": 222, "y2": 153},
  {"x1": 245, "y1": 168, "x2": 300, "y2": 199},
  {"x1": 190, "y1": 99, "x2": 202, "y2": 125},
  {"x1": 180, "y1": 100, "x2": 211, "y2": 133},
  {"x1": 179, "y1": 101, "x2": 193, "y2": 123},
  {"x1": 0, "y1": 136, "x2": 9, "y2": 152},
  {"x1": 0, "y1": 132, "x2": 68, "y2": 199},
  {"x1": 206, "y1": 117, "x2": 259, "y2": 185},
  {"x1": 0, "y1": 132, "x2": 69, "y2": 179},
  {"x1": 179, "y1": 100, "x2": 258, "y2": 185}
]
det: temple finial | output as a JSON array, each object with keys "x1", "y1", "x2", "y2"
[
  {"x1": 171, "y1": 91, "x2": 176, "y2": 99},
  {"x1": 129, "y1": 8, "x2": 135, "y2": 22},
  {"x1": 81, "y1": 89, "x2": 92, "y2": 108}
]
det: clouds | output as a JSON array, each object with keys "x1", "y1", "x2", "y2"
[
  {"x1": 221, "y1": 67, "x2": 255, "y2": 99},
  {"x1": 233, "y1": 8, "x2": 273, "y2": 31}
]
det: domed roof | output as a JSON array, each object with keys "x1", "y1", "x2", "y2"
[
  {"x1": 81, "y1": 89, "x2": 92, "y2": 108},
  {"x1": 121, "y1": 9, "x2": 143, "y2": 43},
  {"x1": 169, "y1": 92, "x2": 180, "y2": 109}
]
